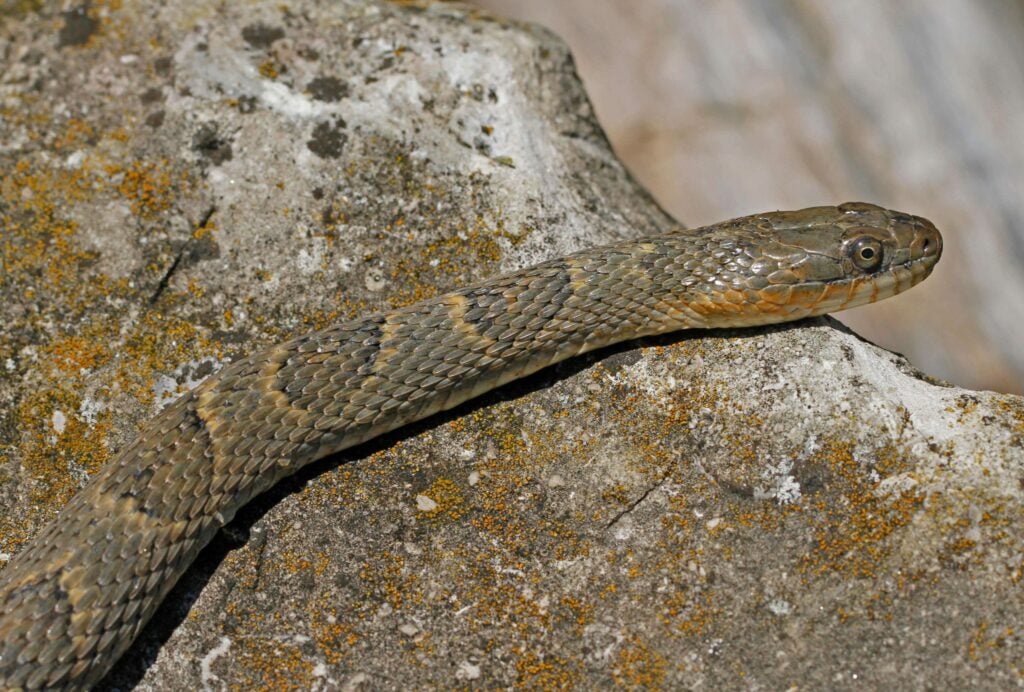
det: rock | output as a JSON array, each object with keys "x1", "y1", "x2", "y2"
[{"x1": 0, "y1": 1, "x2": 1020, "y2": 689}]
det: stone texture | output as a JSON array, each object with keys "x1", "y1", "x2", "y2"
[{"x1": 0, "y1": 1, "x2": 1020, "y2": 689}]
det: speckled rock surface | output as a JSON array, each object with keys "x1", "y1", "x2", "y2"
[{"x1": 0, "y1": 1, "x2": 1021, "y2": 689}]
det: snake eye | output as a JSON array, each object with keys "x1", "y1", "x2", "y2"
[{"x1": 847, "y1": 236, "x2": 884, "y2": 272}]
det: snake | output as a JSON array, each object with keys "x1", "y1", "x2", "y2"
[{"x1": 0, "y1": 202, "x2": 941, "y2": 689}]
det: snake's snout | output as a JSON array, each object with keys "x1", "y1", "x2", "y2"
[
  {"x1": 889, "y1": 211, "x2": 942, "y2": 286},
  {"x1": 912, "y1": 216, "x2": 942, "y2": 265}
]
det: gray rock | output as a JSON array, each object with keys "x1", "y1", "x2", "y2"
[{"x1": 0, "y1": 1, "x2": 1020, "y2": 689}]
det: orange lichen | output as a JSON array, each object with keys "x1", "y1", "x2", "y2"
[
  {"x1": 311, "y1": 608, "x2": 359, "y2": 665},
  {"x1": 108, "y1": 159, "x2": 184, "y2": 217},
  {"x1": 258, "y1": 60, "x2": 280, "y2": 79},
  {"x1": 513, "y1": 647, "x2": 580, "y2": 689},
  {"x1": 799, "y1": 444, "x2": 922, "y2": 579},
  {"x1": 7, "y1": 388, "x2": 111, "y2": 531},
  {"x1": 43, "y1": 334, "x2": 113, "y2": 375},
  {"x1": 0, "y1": 124, "x2": 225, "y2": 567},
  {"x1": 228, "y1": 637, "x2": 315, "y2": 692},
  {"x1": 662, "y1": 589, "x2": 717, "y2": 636},
  {"x1": 193, "y1": 217, "x2": 217, "y2": 240},
  {"x1": 612, "y1": 636, "x2": 668, "y2": 689},
  {"x1": 53, "y1": 118, "x2": 95, "y2": 149},
  {"x1": 358, "y1": 551, "x2": 421, "y2": 611},
  {"x1": 417, "y1": 477, "x2": 466, "y2": 521}
]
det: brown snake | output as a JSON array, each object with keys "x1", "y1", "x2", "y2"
[{"x1": 0, "y1": 202, "x2": 941, "y2": 689}]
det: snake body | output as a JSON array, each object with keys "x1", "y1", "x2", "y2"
[{"x1": 0, "y1": 203, "x2": 941, "y2": 689}]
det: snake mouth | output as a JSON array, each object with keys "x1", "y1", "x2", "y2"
[{"x1": 815, "y1": 248, "x2": 940, "y2": 315}]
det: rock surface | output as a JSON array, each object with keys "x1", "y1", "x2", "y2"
[{"x1": 0, "y1": 1, "x2": 1020, "y2": 689}]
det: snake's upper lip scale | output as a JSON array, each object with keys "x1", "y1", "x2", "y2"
[
  {"x1": 894, "y1": 248, "x2": 941, "y2": 277},
  {"x1": 819, "y1": 252, "x2": 938, "y2": 286}
]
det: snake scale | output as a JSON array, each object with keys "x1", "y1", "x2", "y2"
[{"x1": 0, "y1": 202, "x2": 941, "y2": 689}]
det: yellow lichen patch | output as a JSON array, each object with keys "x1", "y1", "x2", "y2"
[
  {"x1": 193, "y1": 216, "x2": 217, "y2": 240},
  {"x1": 217, "y1": 544, "x2": 262, "y2": 594},
  {"x1": 601, "y1": 482, "x2": 632, "y2": 509},
  {"x1": 0, "y1": 160, "x2": 120, "y2": 550},
  {"x1": 118, "y1": 310, "x2": 222, "y2": 404},
  {"x1": 545, "y1": 520, "x2": 591, "y2": 562},
  {"x1": 557, "y1": 595, "x2": 594, "y2": 634},
  {"x1": 967, "y1": 621, "x2": 1016, "y2": 664},
  {"x1": 612, "y1": 635, "x2": 668, "y2": 689},
  {"x1": 43, "y1": 334, "x2": 113, "y2": 375},
  {"x1": 0, "y1": 143, "x2": 222, "y2": 564},
  {"x1": 311, "y1": 607, "x2": 359, "y2": 666},
  {"x1": 353, "y1": 412, "x2": 596, "y2": 680},
  {"x1": 279, "y1": 548, "x2": 331, "y2": 577},
  {"x1": 258, "y1": 59, "x2": 283, "y2": 80},
  {"x1": 726, "y1": 498, "x2": 799, "y2": 534},
  {"x1": 465, "y1": 421, "x2": 547, "y2": 546},
  {"x1": 800, "y1": 443, "x2": 922, "y2": 579},
  {"x1": 387, "y1": 219, "x2": 507, "y2": 308},
  {"x1": 300, "y1": 140, "x2": 531, "y2": 317},
  {"x1": 922, "y1": 485, "x2": 1021, "y2": 572},
  {"x1": 210, "y1": 549, "x2": 343, "y2": 688},
  {"x1": 416, "y1": 477, "x2": 466, "y2": 521},
  {"x1": 52, "y1": 118, "x2": 96, "y2": 150},
  {"x1": 1, "y1": 162, "x2": 99, "y2": 286},
  {"x1": 107, "y1": 159, "x2": 186, "y2": 217},
  {"x1": 295, "y1": 295, "x2": 369, "y2": 332},
  {"x1": 227, "y1": 636, "x2": 316, "y2": 692},
  {"x1": 513, "y1": 647, "x2": 581, "y2": 690},
  {"x1": 339, "y1": 370, "x2": 698, "y2": 679},
  {"x1": 995, "y1": 397, "x2": 1024, "y2": 444},
  {"x1": 358, "y1": 551, "x2": 422, "y2": 612},
  {"x1": 0, "y1": 387, "x2": 111, "y2": 553},
  {"x1": 662, "y1": 589, "x2": 718, "y2": 636}
]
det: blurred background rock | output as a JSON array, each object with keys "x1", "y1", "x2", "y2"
[{"x1": 472, "y1": 0, "x2": 1024, "y2": 394}]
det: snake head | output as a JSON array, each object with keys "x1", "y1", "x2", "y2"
[
  {"x1": 751, "y1": 201, "x2": 941, "y2": 317},
  {"x1": 669, "y1": 202, "x2": 942, "y2": 327}
]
